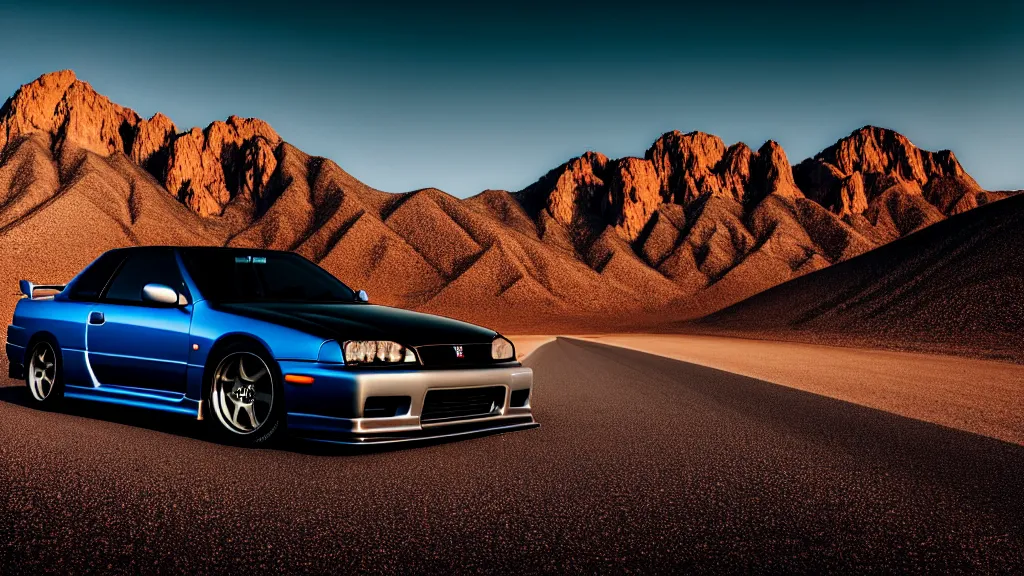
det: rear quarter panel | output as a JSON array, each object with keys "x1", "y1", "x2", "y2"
[{"x1": 8, "y1": 298, "x2": 95, "y2": 385}]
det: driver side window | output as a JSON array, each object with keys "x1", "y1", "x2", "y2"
[{"x1": 102, "y1": 249, "x2": 189, "y2": 305}]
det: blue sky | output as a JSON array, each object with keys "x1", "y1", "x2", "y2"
[{"x1": 1, "y1": 0, "x2": 1022, "y2": 196}]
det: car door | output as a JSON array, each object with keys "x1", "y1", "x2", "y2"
[{"x1": 86, "y1": 248, "x2": 192, "y2": 393}]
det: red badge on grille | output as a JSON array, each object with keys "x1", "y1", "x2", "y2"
[{"x1": 453, "y1": 345, "x2": 464, "y2": 358}]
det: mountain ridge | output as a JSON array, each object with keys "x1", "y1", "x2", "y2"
[
  {"x1": 0, "y1": 70, "x2": 1016, "y2": 332},
  {"x1": 683, "y1": 192, "x2": 1024, "y2": 363}
]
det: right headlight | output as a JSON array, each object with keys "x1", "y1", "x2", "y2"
[
  {"x1": 343, "y1": 340, "x2": 417, "y2": 365},
  {"x1": 491, "y1": 336, "x2": 515, "y2": 360}
]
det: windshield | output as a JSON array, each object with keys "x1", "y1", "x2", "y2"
[{"x1": 181, "y1": 249, "x2": 356, "y2": 303}]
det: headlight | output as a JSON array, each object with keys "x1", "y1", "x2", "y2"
[
  {"x1": 343, "y1": 340, "x2": 417, "y2": 365},
  {"x1": 491, "y1": 336, "x2": 515, "y2": 360}
]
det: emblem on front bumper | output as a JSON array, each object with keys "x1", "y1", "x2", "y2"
[{"x1": 453, "y1": 345, "x2": 464, "y2": 358}]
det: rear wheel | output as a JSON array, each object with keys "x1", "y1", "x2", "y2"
[
  {"x1": 26, "y1": 340, "x2": 63, "y2": 408},
  {"x1": 206, "y1": 344, "x2": 283, "y2": 446}
]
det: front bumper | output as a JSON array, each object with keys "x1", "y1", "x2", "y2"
[{"x1": 280, "y1": 362, "x2": 535, "y2": 444}]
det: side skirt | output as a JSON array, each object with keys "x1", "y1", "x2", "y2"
[{"x1": 64, "y1": 384, "x2": 200, "y2": 417}]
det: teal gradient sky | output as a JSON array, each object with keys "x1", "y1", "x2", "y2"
[{"x1": 1, "y1": 0, "x2": 1022, "y2": 196}]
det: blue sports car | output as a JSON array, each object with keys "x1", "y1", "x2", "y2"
[{"x1": 5, "y1": 247, "x2": 535, "y2": 446}]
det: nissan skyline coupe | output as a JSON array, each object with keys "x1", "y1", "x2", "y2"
[{"x1": 5, "y1": 247, "x2": 536, "y2": 446}]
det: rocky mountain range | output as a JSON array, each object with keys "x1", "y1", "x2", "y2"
[{"x1": 0, "y1": 71, "x2": 1015, "y2": 332}]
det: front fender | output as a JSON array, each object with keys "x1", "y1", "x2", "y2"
[
  {"x1": 185, "y1": 301, "x2": 328, "y2": 401},
  {"x1": 189, "y1": 301, "x2": 328, "y2": 362}
]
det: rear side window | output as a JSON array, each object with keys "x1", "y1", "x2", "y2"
[
  {"x1": 103, "y1": 249, "x2": 188, "y2": 304},
  {"x1": 68, "y1": 251, "x2": 128, "y2": 301}
]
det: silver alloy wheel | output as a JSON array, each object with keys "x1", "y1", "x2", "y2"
[
  {"x1": 210, "y1": 352, "x2": 275, "y2": 435},
  {"x1": 28, "y1": 342, "x2": 57, "y2": 401}
]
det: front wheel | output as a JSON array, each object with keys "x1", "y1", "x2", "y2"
[
  {"x1": 206, "y1": 345, "x2": 284, "y2": 446},
  {"x1": 26, "y1": 340, "x2": 63, "y2": 408}
]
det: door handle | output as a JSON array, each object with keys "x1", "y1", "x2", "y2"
[{"x1": 89, "y1": 311, "x2": 105, "y2": 325}]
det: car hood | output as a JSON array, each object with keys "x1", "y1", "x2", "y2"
[{"x1": 215, "y1": 302, "x2": 498, "y2": 346}]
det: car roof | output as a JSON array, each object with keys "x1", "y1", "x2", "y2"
[{"x1": 109, "y1": 246, "x2": 293, "y2": 255}]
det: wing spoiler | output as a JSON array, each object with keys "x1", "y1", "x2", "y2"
[{"x1": 19, "y1": 280, "x2": 66, "y2": 299}]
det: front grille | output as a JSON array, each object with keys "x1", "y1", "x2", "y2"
[
  {"x1": 415, "y1": 343, "x2": 493, "y2": 367},
  {"x1": 420, "y1": 386, "x2": 506, "y2": 423}
]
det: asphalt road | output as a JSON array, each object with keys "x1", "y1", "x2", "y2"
[{"x1": 1, "y1": 338, "x2": 1023, "y2": 573}]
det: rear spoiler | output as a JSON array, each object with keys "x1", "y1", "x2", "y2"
[{"x1": 19, "y1": 280, "x2": 66, "y2": 299}]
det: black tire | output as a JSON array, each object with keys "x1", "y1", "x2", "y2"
[
  {"x1": 204, "y1": 341, "x2": 285, "y2": 447},
  {"x1": 25, "y1": 339, "x2": 64, "y2": 409}
]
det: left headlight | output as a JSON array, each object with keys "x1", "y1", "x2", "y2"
[
  {"x1": 491, "y1": 336, "x2": 515, "y2": 360},
  {"x1": 343, "y1": 341, "x2": 418, "y2": 365}
]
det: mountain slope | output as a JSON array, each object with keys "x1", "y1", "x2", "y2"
[
  {"x1": 684, "y1": 193, "x2": 1024, "y2": 363},
  {"x1": 0, "y1": 70, "x2": 1016, "y2": 334}
]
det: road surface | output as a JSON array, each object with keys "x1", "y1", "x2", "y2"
[
  {"x1": 1, "y1": 338, "x2": 1022, "y2": 573},
  {"x1": 562, "y1": 333, "x2": 1024, "y2": 445}
]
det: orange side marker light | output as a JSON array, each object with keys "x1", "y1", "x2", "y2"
[{"x1": 284, "y1": 374, "x2": 315, "y2": 385}]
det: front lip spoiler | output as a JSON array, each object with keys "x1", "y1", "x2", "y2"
[{"x1": 298, "y1": 417, "x2": 539, "y2": 446}]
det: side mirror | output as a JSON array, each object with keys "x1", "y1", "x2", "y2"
[
  {"x1": 356, "y1": 289, "x2": 369, "y2": 303},
  {"x1": 142, "y1": 283, "x2": 188, "y2": 306}
]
